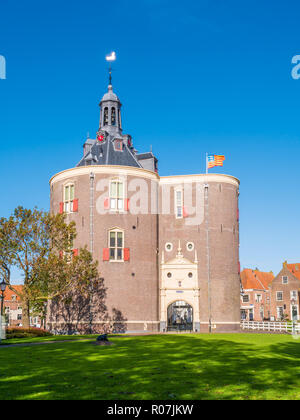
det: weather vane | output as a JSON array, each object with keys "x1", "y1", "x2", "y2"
[{"x1": 105, "y1": 51, "x2": 116, "y2": 85}]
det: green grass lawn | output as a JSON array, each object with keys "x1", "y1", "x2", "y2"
[{"x1": 1, "y1": 333, "x2": 300, "y2": 400}]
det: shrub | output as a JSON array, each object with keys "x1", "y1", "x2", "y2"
[{"x1": 6, "y1": 327, "x2": 53, "y2": 339}]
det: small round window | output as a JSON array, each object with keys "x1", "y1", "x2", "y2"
[
  {"x1": 188, "y1": 272, "x2": 193, "y2": 278},
  {"x1": 165, "y1": 243, "x2": 173, "y2": 252},
  {"x1": 167, "y1": 272, "x2": 172, "y2": 278},
  {"x1": 186, "y1": 242, "x2": 194, "y2": 251}
]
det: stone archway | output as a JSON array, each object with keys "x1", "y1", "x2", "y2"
[{"x1": 167, "y1": 300, "x2": 193, "y2": 331}]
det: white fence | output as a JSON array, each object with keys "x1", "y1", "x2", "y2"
[{"x1": 241, "y1": 320, "x2": 300, "y2": 334}]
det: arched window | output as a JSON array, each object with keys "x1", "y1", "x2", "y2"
[
  {"x1": 111, "y1": 107, "x2": 116, "y2": 126},
  {"x1": 109, "y1": 228, "x2": 124, "y2": 261},
  {"x1": 103, "y1": 107, "x2": 108, "y2": 125}
]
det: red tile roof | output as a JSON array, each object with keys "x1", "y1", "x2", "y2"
[
  {"x1": 286, "y1": 263, "x2": 300, "y2": 281},
  {"x1": 3, "y1": 285, "x2": 23, "y2": 302},
  {"x1": 241, "y1": 269, "x2": 274, "y2": 290}
]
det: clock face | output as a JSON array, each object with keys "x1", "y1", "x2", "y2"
[{"x1": 97, "y1": 131, "x2": 105, "y2": 142}]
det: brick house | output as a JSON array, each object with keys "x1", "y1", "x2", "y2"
[
  {"x1": 3, "y1": 286, "x2": 23, "y2": 327},
  {"x1": 240, "y1": 269, "x2": 274, "y2": 321},
  {"x1": 3, "y1": 285, "x2": 41, "y2": 328},
  {"x1": 269, "y1": 262, "x2": 300, "y2": 321}
]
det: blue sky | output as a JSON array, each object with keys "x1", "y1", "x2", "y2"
[{"x1": 0, "y1": 0, "x2": 300, "y2": 283}]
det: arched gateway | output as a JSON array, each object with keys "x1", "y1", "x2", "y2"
[
  {"x1": 167, "y1": 301, "x2": 193, "y2": 331},
  {"x1": 160, "y1": 242, "x2": 200, "y2": 332}
]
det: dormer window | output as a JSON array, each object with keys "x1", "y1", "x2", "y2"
[{"x1": 114, "y1": 139, "x2": 123, "y2": 151}]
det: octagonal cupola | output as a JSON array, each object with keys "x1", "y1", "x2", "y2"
[{"x1": 99, "y1": 83, "x2": 122, "y2": 136}]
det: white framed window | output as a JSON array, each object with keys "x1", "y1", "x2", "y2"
[
  {"x1": 242, "y1": 294, "x2": 249, "y2": 303},
  {"x1": 109, "y1": 229, "x2": 124, "y2": 261},
  {"x1": 276, "y1": 291, "x2": 283, "y2": 301},
  {"x1": 291, "y1": 290, "x2": 298, "y2": 301},
  {"x1": 255, "y1": 294, "x2": 262, "y2": 303},
  {"x1": 282, "y1": 276, "x2": 288, "y2": 284},
  {"x1": 110, "y1": 179, "x2": 124, "y2": 211},
  {"x1": 64, "y1": 184, "x2": 75, "y2": 213},
  {"x1": 174, "y1": 188, "x2": 183, "y2": 219}
]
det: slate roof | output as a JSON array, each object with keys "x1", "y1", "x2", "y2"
[
  {"x1": 137, "y1": 152, "x2": 156, "y2": 160},
  {"x1": 77, "y1": 136, "x2": 142, "y2": 168}
]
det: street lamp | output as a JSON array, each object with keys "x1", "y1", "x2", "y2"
[{"x1": 0, "y1": 280, "x2": 7, "y2": 336}]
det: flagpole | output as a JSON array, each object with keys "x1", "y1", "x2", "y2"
[{"x1": 206, "y1": 153, "x2": 208, "y2": 174}]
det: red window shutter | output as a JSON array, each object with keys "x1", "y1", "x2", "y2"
[
  {"x1": 238, "y1": 261, "x2": 241, "y2": 274},
  {"x1": 73, "y1": 249, "x2": 78, "y2": 257},
  {"x1": 73, "y1": 199, "x2": 78, "y2": 212},
  {"x1": 124, "y1": 198, "x2": 130, "y2": 211},
  {"x1": 59, "y1": 202, "x2": 64, "y2": 214},
  {"x1": 237, "y1": 208, "x2": 239, "y2": 221},
  {"x1": 124, "y1": 248, "x2": 130, "y2": 261},
  {"x1": 103, "y1": 248, "x2": 109, "y2": 261},
  {"x1": 104, "y1": 198, "x2": 110, "y2": 210},
  {"x1": 183, "y1": 206, "x2": 188, "y2": 218}
]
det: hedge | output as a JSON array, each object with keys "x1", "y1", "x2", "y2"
[{"x1": 6, "y1": 327, "x2": 53, "y2": 339}]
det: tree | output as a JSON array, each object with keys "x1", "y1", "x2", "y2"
[
  {"x1": 31, "y1": 247, "x2": 104, "y2": 331},
  {"x1": 0, "y1": 206, "x2": 76, "y2": 328},
  {"x1": 0, "y1": 206, "x2": 124, "y2": 333}
]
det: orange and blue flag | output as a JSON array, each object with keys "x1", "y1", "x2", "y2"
[{"x1": 207, "y1": 154, "x2": 225, "y2": 169}]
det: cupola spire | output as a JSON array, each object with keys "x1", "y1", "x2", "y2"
[{"x1": 99, "y1": 52, "x2": 122, "y2": 136}]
